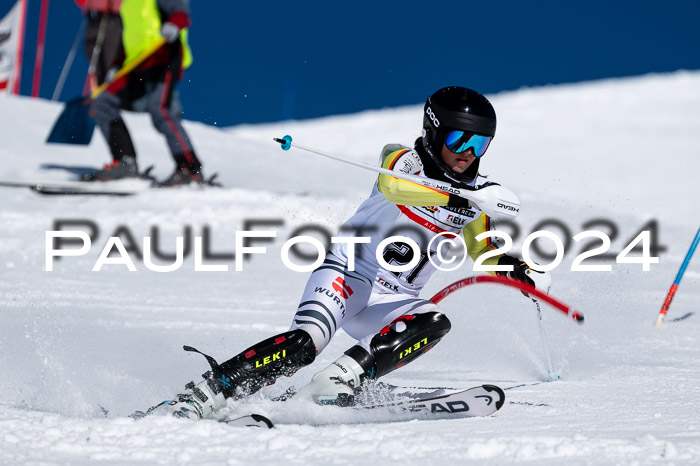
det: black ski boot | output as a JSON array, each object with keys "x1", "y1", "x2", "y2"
[
  {"x1": 158, "y1": 167, "x2": 205, "y2": 187},
  {"x1": 134, "y1": 330, "x2": 317, "y2": 420},
  {"x1": 294, "y1": 312, "x2": 452, "y2": 406},
  {"x1": 83, "y1": 155, "x2": 139, "y2": 181}
]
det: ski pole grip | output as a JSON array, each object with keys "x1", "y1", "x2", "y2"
[{"x1": 274, "y1": 135, "x2": 293, "y2": 150}]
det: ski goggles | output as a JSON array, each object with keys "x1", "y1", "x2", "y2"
[{"x1": 445, "y1": 130, "x2": 492, "y2": 157}]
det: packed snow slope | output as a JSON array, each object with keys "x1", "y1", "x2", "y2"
[{"x1": 1, "y1": 71, "x2": 699, "y2": 464}]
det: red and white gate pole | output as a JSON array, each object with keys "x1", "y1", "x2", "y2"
[
  {"x1": 655, "y1": 227, "x2": 700, "y2": 328},
  {"x1": 31, "y1": 0, "x2": 50, "y2": 98}
]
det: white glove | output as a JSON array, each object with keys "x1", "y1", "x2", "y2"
[
  {"x1": 105, "y1": 67, "x2": 118, "y2": 83},
  {"x1": 522, "y1": 268, "x2": 552, "y2": 295},
  {"x1": 498, "y1": 255, "x2": 552, "y2": 295},
  {"x1": 160, "y1": 22, "x2": 181, "y2": 43}
]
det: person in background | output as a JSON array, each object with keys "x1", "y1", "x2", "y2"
[{"x1": 86, "y1": 0, "x2": 204, "y2": 186}]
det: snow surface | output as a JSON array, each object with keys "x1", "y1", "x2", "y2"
[{"x1": 1, "y1": 71, "x2": 700, "y2": 464}]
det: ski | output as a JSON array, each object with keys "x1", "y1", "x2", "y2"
[
  {"x1": 224, "y1": 414, "x2": 274, "y2": 429},
  {"x1": 354, "y1": 384, "x2": 505, "y2": 419},
  {"x1": 361, "y1": 381, "x2": 455, "y2": 400},
  {"x1": 0, "y1": 179, "x2": 150, "y2": 196},
  {"x1": 0, "y1": 173, "x2": 221, "y2": 196},
  {"x1": 260, "y1": 383, "x2": 505, "y2": 426},
  {"x1": 132, "y1": 384, "x2": 503, "y2": 428}
]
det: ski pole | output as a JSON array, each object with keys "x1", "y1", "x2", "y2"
[
  {"x1": 51, "y1": 17, "x2": 87, "y2": 101},
  {"x1": 85, "y1": 13, "x2": 110, "y2": 93},
  {"x1": 655, "y1": 227, "x2": 700, "y2": 328},
  {"x1": 273, "y1": 135, "x2": 521, "y2": 221},
  {"x1": 531, "y1": 298, "x2": 556, "y2": 380}
]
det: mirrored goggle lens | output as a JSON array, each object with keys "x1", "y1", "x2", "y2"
[{"x1": 445, "y1": 130, "x2": 492, "y2": 157}]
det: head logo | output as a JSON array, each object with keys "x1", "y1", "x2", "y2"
[
  {"x1": 430, "y1": 400, "x2": 470, "y2": 413},
  {"x1": 332, "y1": 276, "x2": 354, "y2": 299},
  {"x1": 497, "y1": 202, "x2": 519, "y2": 212}
]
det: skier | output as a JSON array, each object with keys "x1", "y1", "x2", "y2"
[
  {"x1": 85, "y1": 0, "x2": 204, "y2": 186},
  {"x1": 139, "y1": 86, "x2": 552, "y2": 420}
]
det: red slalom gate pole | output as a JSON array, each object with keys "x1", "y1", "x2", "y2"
[
  {"x1": 12, "y1": 0, "x2": 28, "y2": 95},
  {"x1": 429, "y1": 275, "x2": 584, "y2": 324},
  {"x1": 655, "y1": 227, "x2": 700, "y2": 328},
  {"x1": 31, "y1": 0, "x2": 50, "y2": 98}
]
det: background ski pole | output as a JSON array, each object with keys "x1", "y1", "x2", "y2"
[
  {"x1": 655, "y1": 227, "x2": 700, "y2": 328},
  {"x1": 51, "y1": 17, "x2": 87, "y2": 101},
  {"x1": 84, "y1": 13, "x2": 110, "y2": 94}
]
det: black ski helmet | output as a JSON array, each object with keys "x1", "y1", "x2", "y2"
[{"x1": 421, "y1": 86, "x2": 497, "y2": 183}]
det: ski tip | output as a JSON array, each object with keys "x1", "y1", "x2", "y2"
[
  {"x1": 251, "y1": 414, "x2": 274, "y2": 429},
  {"x1": 482, "y1": 384, "x2": 506, "y2": 411},
  {"x1": 225, "y1": 414, "x2": 274, "y2": 429},
  {"x1": 140, "y1": 166, "x2": 155, "y2": 180},
  {"x1": 274, "y1": 135, "x2": 292, "y2": 151},
  {"x1": 207, "y1": 173, "x2": 222, "y2": 187}
]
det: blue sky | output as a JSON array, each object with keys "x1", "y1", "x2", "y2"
[{"x1": 2, "y1": 0, "x2": 699, "y2": 127}]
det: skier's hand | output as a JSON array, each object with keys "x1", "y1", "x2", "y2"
[
  {"x1": 160, "y1": 22, "x2": 181, "y2": 43},
  {"x1": 498, "y1": 255, "x2": 552, "y2": 295},
  {"x1": 105, "y1": 67, "x2": 118, "y2": 83}
]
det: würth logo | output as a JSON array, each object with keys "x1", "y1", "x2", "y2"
[{"x1": 332, "y1": 277, "x2": 353, "y2": 299}]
